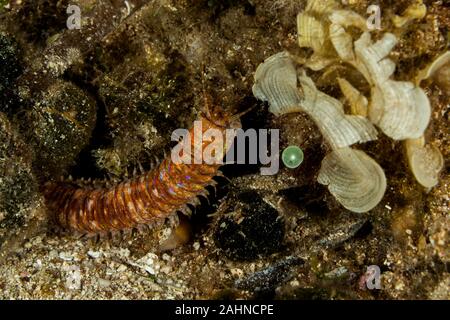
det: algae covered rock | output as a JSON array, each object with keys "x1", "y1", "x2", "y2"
[
  {"x1": 20, "y1": 80, "x2": 96, "y2": 178},
  {"x1": 0, "y1": 32, "x2": 22, "y2": 114},
  {"x1": 0, "y1": 112, "x2": 41, "y2": 251}
]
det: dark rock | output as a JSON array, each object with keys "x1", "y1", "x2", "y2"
[
  {"x1": 214, "y1": 191, "x2": 285, "y2": 261},
  {"x1": 0, "y1": 112, "x2": 40, "y2": 248},
  {"x1": 19, "y1": 80, "x2": 96, "y2": 179},
  {"x1": 315, "y1": 216, "x2": 369, "y2": 249},
  {"x1": 0, "y1": 32, "x2": 22, "y2": 114},
  {"x1": 234, "y1": 256, "x2": 303, "y2": 295}
]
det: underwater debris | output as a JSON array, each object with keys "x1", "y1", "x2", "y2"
[
  {"x1": 297, "y1": 71, "x2": 378, "y2": 149},
  {"x1": 354, "y1": 33, "x2": 430, "y2": 140},
  {"x1": 326, "y1": 9, "x2": 444, "y2": 188},
  {"x1": 295, "y1": 4, "x2": 444, "y2": 189},
  {"x1": 329, "y1": 9, "x2": 367, "y2": 30},
  {"x1": 253, "y1": 2, "x2": 443, "y2": 209},
  {"x1": 337, "y1": 77, "x2": 368, "y2": 117},
  {"x1": 253, "y1": 52, "x2": 378, "y2": 149},
  {"x1": 315, "y1": 215, "x2": 368, "y2": 249}
]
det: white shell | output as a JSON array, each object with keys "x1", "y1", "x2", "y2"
[
  {"x1": 298, "y1": 72, "x2": 378, "y2": 149},
  {"x1": 297, "y1": 14, "x2": 327, "y2": 53},
  {"x1": 369, "y1": 81, "x2": 430, "y2": 140},
  {"x1": 318, "y1": 147, "x2": 387, "y2": 213},
  {"x1": 405, "y1": 137, "x2": 444, "y2": 188},
  {"x1": 330, "y1": 27, "x2": 431, "y2": 140},
  {"x1": 297, "y1": 0, "x2": 339, "y2": 70},
  {"x1": 329, "y1": 10, "x2": 368, "y2": 30},
  {"x1": 304, "y1": 53, "x2": 337, "y2": 71},
  {"x1": 252, "y1": 53, "x2": 377, "y2": 148},
  {"x1": 252, "y1": 52, "x2": 303, "y2": 116},
  {"x1": 352, "y1": 32, "x2": 398, "y2": 84},
  {"x1": 329, "y1": 23, "x2": 355, "y2": 62},
  {"x1": 305, "y1": 0, "x2": 338, "y2": 14}
]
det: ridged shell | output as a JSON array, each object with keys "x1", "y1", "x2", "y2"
[
  {"x1": 297, "y1": 0, "x2": 339, "y2": 70},
  {"x1": 353, "y1": 32, "x2": 398, "y2": 84},
  {"x1": 392, "y1": 1, "x2": 427, "y2": 28},
  {"x1": 297, "y1": 14, "x2": 327, "y2": 53},
  {"x1": 252, "y1": 52, "x2": 302, "y2": 116},
  {"x1": 318, "y1": 148, "x2": 387, "y2": 213},
  {"x1": 369, "y1": 81, "x2": 430, "y2": 140},
  {"x1": 405, "y1": 137, "x2": 444, "y2": 188},
  {"x1": 329, "y1": 10, "x2": 368, "y2": 30},
  {"x1": 329, "y1": 23, "x2": 355, "y2": 62},
  {"x1": 305, "y1": 0, "x2": 338, "y2": 15},
  {"x1": 298, "y1": 73, "x2": 378, "y2": 149},
  {"x1": 331, "y1": 28, "x2": 431, "y2": 140}
]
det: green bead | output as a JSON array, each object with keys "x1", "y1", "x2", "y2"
[{"x1": 282, "y1": 146, "x2": 304, "y2": 169}]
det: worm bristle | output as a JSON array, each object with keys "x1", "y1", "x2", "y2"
[
  {"x1": 197, "y1": 191, "x2": 210, "y2": 205},
  {"x1": 42, "y1": 113, "x2": 239, "y2": 237}
]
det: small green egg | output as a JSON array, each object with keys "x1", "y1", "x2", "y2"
[{"x1": 282, "y1": 146, "x2": 304, "y2": 169}]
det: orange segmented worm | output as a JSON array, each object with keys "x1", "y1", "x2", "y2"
[{"x1": 42, "y1": 102, "x2": 242, "y2": 236}]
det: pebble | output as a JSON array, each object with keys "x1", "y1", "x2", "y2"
[
  {"x1": 117, "y1": 265, "x2": 127, "y2": 273},
  {"x1": 49, "y1": 250, "x2": 58, "y2": 259},
  {"x1": 64, "y1": 266, "x2": 81, "y2": 290},
  {"x1": 324, "y1": 266, "x2": 348, "y2": 279},
  {"x1": 98, "y1": 278, "x2": 111, "y2": 288},
  {"x1": 230, "y1": 268, "x2": 244, "y2": 277},
  {"x1": 235, "y1": 256, "x2": 304, "y2": 293},
  {"x1": 87, "y1": 250, "x2": 102, "y2": 259},
  {"x1": 59, "y1": 252, "x2": 74, "y2": 261},
  {"x1": 145, "y1": 266, "x2": 156, "y2": 275},
  {"x1": 33, "y1": 259, "x2": 42, "y2": 270}
]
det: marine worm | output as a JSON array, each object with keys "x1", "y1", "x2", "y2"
[{"x1": 42, "y1": 102, "x2": 242, "y2": 236}]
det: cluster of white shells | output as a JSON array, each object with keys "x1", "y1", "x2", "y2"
[{"x1": 252, "y1": 0, "x2": 446, "y2": 213}]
